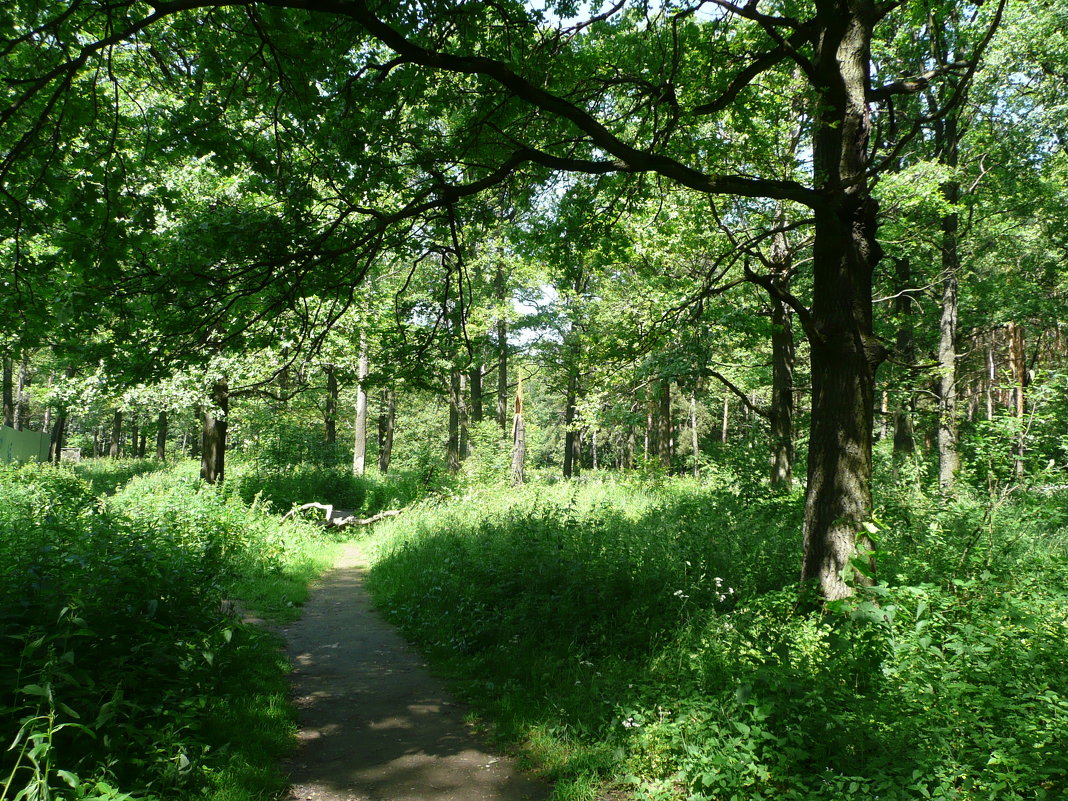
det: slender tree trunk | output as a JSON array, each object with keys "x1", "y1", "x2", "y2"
[
  {"x1": 138, "y1": 429, "x2": 147, "y2": 458},
  {"x1": 1009, "y1": 321, "x2": 1027, "y2": 476},
  {"x1": 353, "y1": 331, "x2": 369, "y2": 476},
  {"x1": 130, "y1": 414, "x2": 140, "y2": 459},
  {"x1": 447, "y1": 367, "x2": 462, "y2": 473},
  {"x1": 800, "y1": 12, "x2": 885, "y2": 601},
  {"x1": 110, "y1": 410, "x2": 123, "y2": 459},
  {"x1": 42, "y1": 371, "x2": 54, "y2": 432},
  {"x1": 200, "y1": 381, "x2": 229, "y2": 483},
  {"x1": 986, "y1": 332, "x2": 995, "y2": 421},
  {"x1": 721, "y1": 396, "x2": 729, "y2": 443},
  {"x1": 2, "y1": 352, "x2": 13, "y2": 428},
  {"x1": 156, "y1": 410, "x2": 168, "y2": 460},
  {"x1": 497, "y1": 317, "x2": 508, "y2": 433},
  {"x1": 591, "y1": 427, "x2": 599, "y2": 470},
  {"x1": 658, "y1": 379, "x2": 672, "y2": 470},
  {"x1": 377, "y1": 386, "x2": 395, "y2": 472},
  {"x1": 936, "y1": 114, "x2": 961, "y2": 492},
  {"x1": 49, "y1": 412, "x2": 67, "y2": 464},
  {"x1": 511, "y1": 373, "x2": 526, "y2": 485},
  {"x1": 190, "y1": 405, "x2": 202, "y2": 459},
  {"x1": 563, "y1": 367, "x2": 580, "y2": 478},
  {"x1": 769, "y1": 222, "x2": 796, "y2": 488},
  {"x1": 325, "y1": 365, "x2": 338, "y2": 445},
  {"x1": 892, "y1": 257, "x2": 916, "y2": 454},
  {"x1": 15, "y1": 355, "x2": 29, "y2": 431},
  {"x1": 690, "y1": 390, "x2": 700, "y2": 477},
  {"x1": 459, "y1": 371, "x2": 470, "y2": 460},
  {"x1": 469, "y1": 361, "x2": 484, "y2": 424}
]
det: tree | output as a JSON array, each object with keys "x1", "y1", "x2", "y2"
[{"x1": 0, "y1": 0, "x2": 1007, "y2": 599}]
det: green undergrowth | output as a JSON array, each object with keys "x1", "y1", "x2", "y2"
[
  {"x1": 0, "y1": 460, "x2": 343, "y2": 800},
  {"x1": 363, "y1": 474, "x2": 1068, "y2": 801},
  {"x1": 227, "y1": 458, "x2": 438, "y2": 516}
]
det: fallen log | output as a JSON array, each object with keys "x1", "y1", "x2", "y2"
[{"x1": 281, "y1": 502, "x2": 403, "y2": 528}]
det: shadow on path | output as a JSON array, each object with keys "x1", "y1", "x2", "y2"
[{"x1": 283, "y1": 544, "x2": 550, "y2": 801}]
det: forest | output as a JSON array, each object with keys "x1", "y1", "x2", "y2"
[{"x1": 1, "y1": 0, "x2": 1067, "y2": 799}]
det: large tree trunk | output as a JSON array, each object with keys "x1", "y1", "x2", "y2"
[
  {"x1": 800, "y1": 9, "x2": 885, "y2": 601},
  {"x1": 353, "y1": 332, "x2": 369, "y2": 476},
  {"x1": 200, "y1": 381, "x2": 228, "y2": 483},
  {"x1": 2, "y1": 352, "x2": 13, "y2": 428},
  {"x1": 325, "y1": 365, "x2": 338, "y2": 445},
  {"x1": 377, "y1": 386, "x2": 395, "y2": 472},
  {"x1": 110, "y1": 410, "x2": 123, "y2": 459},
  {"x1": 658, "y1": 379, "x2": 672, "y2": 470},
  {"x1": 156, "y1": 410, "x2": 168, "y2": 460},
  {"x1": 936, "y1": 113, "x2": 961, "y2": 491}
]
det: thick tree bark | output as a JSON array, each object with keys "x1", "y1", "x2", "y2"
[
  {"x1": 377, "y1": 386, "x2": 395, "y2": 472},
  {"x1": 110, "y1": 410, "x2": 123, "y2": 459},
  {"x1": 800, "y1": 8, "x2": 885, "y2": 601},
  {"x1": 325, "y1": 365, "x2": 338, "y2": 445},
  {"x1": 353, "y1": 331, "x2": 369, "y2": 476},
  {"x1": 658, "y1": 379, "x2": 672, "y2": 470},
  {"x1": 200, "y1": 381, "x2": 229, "y2": 483},
  {"x1": 936, "y1": 114, "x2": 961, "y2": 491},
  {"x1": 2, "y1": 352, "x2": 13, "y2": 428},
  {"x1": 156, "y1": 410, "x2": 168, "y2": 460}
]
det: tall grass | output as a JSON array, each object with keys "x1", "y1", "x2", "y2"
[
  {"x1": 363, "y1": 474, "x2": 1068, "y2": 801},
  {"x1": 0, "y1": 460, "x2": 341, "y2": 800}
]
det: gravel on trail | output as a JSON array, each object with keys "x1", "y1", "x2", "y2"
[{"x1": 282, "y1": 543, "x2": 551, "y2": 801}]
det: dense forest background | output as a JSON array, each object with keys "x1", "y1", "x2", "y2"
[{"x1": 2, "y1": 0, "x2": 1067, "y2": 799}]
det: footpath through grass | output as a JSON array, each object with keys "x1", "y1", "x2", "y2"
[
  {"x1": 362, "y1": 472, "x2": 1068, "y2": 801},
  {"x1": 0, "y1": 457, "x2": 419, "y2": 801}
]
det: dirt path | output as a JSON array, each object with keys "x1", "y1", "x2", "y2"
[{"x1": 282, "y1": 543, "x2": 551, "y2": 801}]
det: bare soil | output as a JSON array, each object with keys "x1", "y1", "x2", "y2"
[{"x1": 282, "y1": 543, "x2": 551, "y2": 801}]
